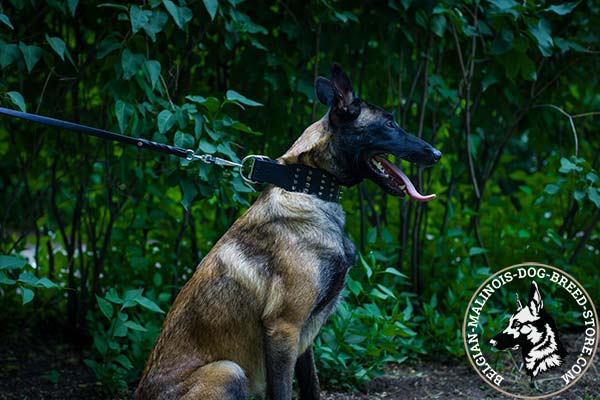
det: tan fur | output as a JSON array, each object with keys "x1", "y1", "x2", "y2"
[{"x1": 136, "y1": 118, "x2": 353, "y2": 400}]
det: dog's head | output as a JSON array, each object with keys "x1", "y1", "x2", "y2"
[
  {"x1": 314, "y1": 64, "x2": 441, "y2": 201},
  {"x1": 489, "y1": 281, "x2": 545, "y2": 351}
]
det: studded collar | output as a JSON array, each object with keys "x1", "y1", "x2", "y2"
[{"x1": 248, "y1": 158, "x2": 342, "y2": 202}]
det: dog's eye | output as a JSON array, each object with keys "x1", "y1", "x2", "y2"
[
  {"x1": 513, "y1": 321, "x2": 521, "y2": 329},
  {"x1": 386, "y1": 120, "x2": 396, "y2": 129}
]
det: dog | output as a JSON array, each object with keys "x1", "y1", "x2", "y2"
[
  {"x1": 489, "y1": 280, "x2": 567, "y2": 378},
  {"x1": 136, "y1": 64, "x2": 441, "y2": 400}
]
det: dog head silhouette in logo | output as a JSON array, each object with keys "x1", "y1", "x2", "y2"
[{"x1": 489, "y1": 280, "x2": 567, "y2": 377}]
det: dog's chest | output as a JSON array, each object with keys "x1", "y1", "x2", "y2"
[{"x1": 299, "y1": 233, "x2": 356, "y2": 354}]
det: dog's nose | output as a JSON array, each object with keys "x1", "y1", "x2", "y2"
[
  {"x1": 489, "y1": 339, "x2": 497, "y2": 347},
  {"x1": 431, "y1": 148, "x2": 442, "y2": 163}
]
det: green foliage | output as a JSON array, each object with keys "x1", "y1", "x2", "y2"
[
  {"x1": 1, "y1": 0, "x2": 599, "y2": 395},
  {"x1": 0, "y1": 255, "x2": 59, "y2": 304},
  {"x1": 316, "y1": 249, "x2": 422, "y2": 386},
  {"x1": 85, "y1": 288, "x2": 165, "y2": 393}
]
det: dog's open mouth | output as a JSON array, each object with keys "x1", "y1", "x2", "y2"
[{"x1": 368, "y1": 155, "x2": 436, "y2": 202}]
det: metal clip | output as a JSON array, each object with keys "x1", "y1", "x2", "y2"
[
  {"x1": 186, "y1": 150, "x2": 271, "y2": 191},
  {"x1": 185, "y1": 149, "x2": 242, "y2": 168}
]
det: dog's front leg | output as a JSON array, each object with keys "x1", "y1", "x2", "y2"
[
  {"x1": 264, "y1": 320, "x2": 300, "y2": 400},
  {"x1": 294, "y1": 345, "x2": 320, "y2": 400}
]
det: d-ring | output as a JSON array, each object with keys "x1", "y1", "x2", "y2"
[{"x1": 239, "y1": 155, "x2": 271, "y2": 184}]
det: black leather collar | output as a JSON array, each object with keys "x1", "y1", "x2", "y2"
[{"x1": 248, "y1": 158, "x2": 341, "y2": 202}]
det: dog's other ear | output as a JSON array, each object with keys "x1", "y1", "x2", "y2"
[
  {"x1": 516, "y1": 293, "x2": 524, "y2": 310},
  {"x1": 528, "y1": 280, "x2": 543, "y2": 316},
  {"x1": 315, "y1": 77, "x2": 335, "y2": 106},
  {"x1": 330, "y1": 63, "x2": 354, "y2": 107},
  {"x1": 328, "y1": 63, "x2": 360, "y2": 122}
]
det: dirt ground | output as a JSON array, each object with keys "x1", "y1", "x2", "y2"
[{"x1": 0, "y1": 335, "x2": 598, "y2": 400}]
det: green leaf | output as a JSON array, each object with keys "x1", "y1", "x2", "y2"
[
  {"x1": 97, "y1": 37, "x2": 121, "y2": 59},
  {"x1": 180, "y1": 179, "x2": 198, "y2": 210},
  {"x1": 96, "y1": 295, "x2": 114, "y2": 320},
  {"x1": 130, "y1": 6, "x2": 152, "y2": 34},
  {"x1": 468, "y1": 247, "x2": 487, "y2": 256},
  {"x1": 124, "y1": 320, "x2": 147, "y2": 332},
  {"x1": 198, "y1": 139, "x2": 216, "y2": 153},
  {"x1": 202, "y1": 0, "x2": 219, "y2": 20},
  {"x1": 163, "y1": 0, "x2": 193, "y2": 29},
  {"x1": 383, "y1": 267, "x2": 408, "y2": 278},
  {"x1": 144, "y1": 60, "x2": 161, "y2": 90},
  {"x1": 144, "y1": 10, "x2": 168, "y2": 41},
  {"x1": 574, "y1": 190, "x2": 586, "y2": 202},
  {"x1": 558, "y1": 157, "x2": 582, "y2": 173},
  {"x1": 67, "y1": 0, "x2": 79, "y2": 16},
  {"x1": 0, "y1": 13, "x2": 14, "y2": 30},
  {"x1": 377, "y1": 284, "x2": 397, "y2": 300},
  {"x1": 490, "y1": 29, "x2": 514, "y2": 55},
  {"x1": 37, "y1": 277, "x2": 58, "y2": 289},
  {"x1": 545, "y1": 1, "x2": 580, "y2": 15},
  {"x1": 359, "y1": 254, "x2": 372, "y2": 279},
  {"x1": 7, "y1": 91, "x2": 26, "y2": 112},
  {"x1": 46, "y1": 35, "x2": 66, "y2": 61},
  {"x1": 41, "y1": 370, "x2": 60, "y2": 384},
  {"x1": 0, "y1": 41, "x2": 20, "y2": 68},
  {"x1": 21, "y1": 286, "x2": 34, "y2": 305},
  {"x1": 18, "y1": 42, "x2": 42, "y2": 73},
  {"x1": 431, "y1": 15, "x2": 446, "y2": 37},
  {"x1": 123, "y1": 288, "x2": 144, "y2": 303},
  {"x1": 186, "y1": 95, "x2": 207, "y2": 104},
  {"x1": 528, "y1": 19, "x2": 553, "y2": 57},
  {"x1": 0, "y1": 255, "x2": 27, "y2": 271},
  {"x1": 105, "y1": 288, "x2": 122, "y2": 304},
  {"x1": 555, "y1": 38, "x2": 586, "y2": 53},
  {"x1": 113, "y1": 319, "x2": 128, "y2": 337},
  {"x1": 226, "y1": 90, "x2": 263, "y2": 107},
  {"x1": 0, "y1": 271, "x2": 16, "y2": 285},
  {"x1": 586, "y1": 172, "x2": 599, "y2": 183},
  {"x1": 153, "y1": 272, "x2": 163, "y2": 287},
  {"x1": 18, "y1": 271, "x2": 39, "y2": 286},
  {"x1": 135, "y1": 296, "x2": 165, "y2": 313},
  {"x1": 487, "y1": 0, "x2": 519, "y2": 11},
  {"x1": 588, "y1": 187, "x2": 600, "y2": 208},
  {"x1": 115, "y1": 100, "x2": 133, "y2": 133},
  {"x1": 174, "y1": 131, "x2": 194, "y2": 149},
  {"x1": 114, "y1": 354, "x2": 133, "y2": 369},
  {"x1": 157, "y1": 109, "x2": 175, "y2": 133},
  {"x1": 121, "y1": 49, "x2": 145, "y2": 80},
  {"x1": 544, "y1": 183, "x2": 560, "y2": 195}
]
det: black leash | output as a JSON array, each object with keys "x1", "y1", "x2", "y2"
[{"x1": 0, "y1": 107, "x2": 341, "y2": 202}]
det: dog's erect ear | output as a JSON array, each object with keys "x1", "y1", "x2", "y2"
[
  {"x1": 516, "y1": 293, "x2": 524, "y2": 310},
  {"x1": 327, "y1": 64, "x2": 360, "y2": 122},
  {"x1": 330, "y1": 63, "x2": 354, "y2": 106},
  {"x1": 528, "y1": 280, "x2": 543, "y2": 316},
  {"x1": 315, "y1": 77, "x2": 335, "y2": 106}
]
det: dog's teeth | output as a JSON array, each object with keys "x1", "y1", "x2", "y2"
[{"x1": 372, "y1": 160, "x2": 388, "y2": 176}]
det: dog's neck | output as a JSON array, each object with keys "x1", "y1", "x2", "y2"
[{"x1": 278, "y1": 117, "x2": 355, "y2": 186}]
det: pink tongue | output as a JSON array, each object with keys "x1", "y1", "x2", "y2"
[{"x1": 375, "y1": 156, "x2": 437, "y2": 202}]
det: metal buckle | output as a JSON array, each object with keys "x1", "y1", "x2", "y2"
[{"x1": 239, "y1": 155, "x2": 271, "y2": 184}]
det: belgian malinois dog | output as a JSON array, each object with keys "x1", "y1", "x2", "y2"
[{"x1": 136, "y1": 64, "x2": 441, "y2": 399}]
